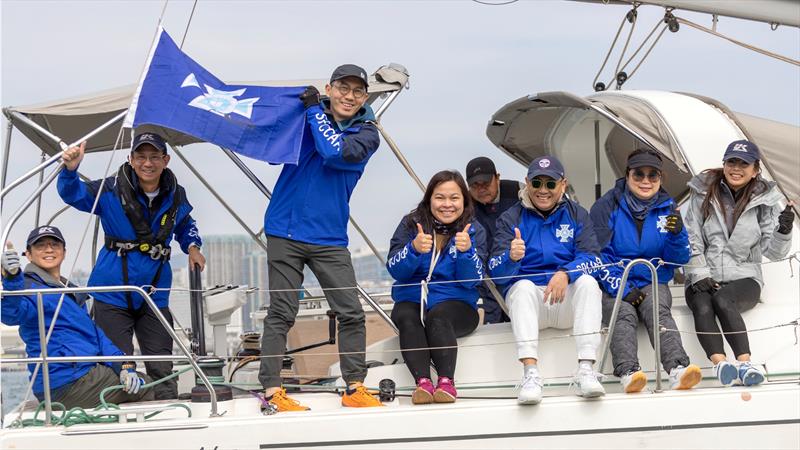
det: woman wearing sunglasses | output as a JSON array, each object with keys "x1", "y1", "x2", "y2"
[
  {"x1": 591, "y1": 149, "x2": 700, "y2": 393},
  {"x1": 386, "y1": 170, "x2": 486, "y2": 404},
  {"x1": 684, "y1": 140, "x2": 795, "y2": 386}
]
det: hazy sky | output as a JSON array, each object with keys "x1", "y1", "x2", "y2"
[{"x1": 2, "y1": 0, "x2": 799, "y2": 275}]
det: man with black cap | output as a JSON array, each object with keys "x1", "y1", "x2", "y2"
[
  {"x1": 465, "y1": 156, "x2": 522, "y2": 324},
  {"x1": 2, "y1": 226, "x2": 154, "y2": 408},
  {"x1": 258, "y1": 64, "x2": 383, "y2": 411},
  {"x1": 489, "y1": 155, "x2": 605, "y2": 405},
  {"x1": 58, "y1": 132, "x2": 205, "y2": 400}
]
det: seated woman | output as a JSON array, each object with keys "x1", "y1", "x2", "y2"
[
  {"x1": 386, "y1": 170, "x2": 486, "y2": 404},
  {"x1": 1, "y1": 226, "x2": 153, "y2": 409},
  {"x1": 684, "y1": 140, "x2": 794, "y2": 386},
  {"x1": 590, "y1": 149, "x2": 700, "y2": 393}
]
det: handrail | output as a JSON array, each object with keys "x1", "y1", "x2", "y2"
[
  {"x1": 597, "y1": 258, "x2": 663, "y2": 392},
  {"x1": 1, "y1": 285, "x2": 223, "y2": 417}
]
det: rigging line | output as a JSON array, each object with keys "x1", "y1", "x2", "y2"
[
  {"x1": 592, "y1": 11, "x2": 628, "y2": 89},
  {"x1": 617, "y1": 17, "x2": 665, "y2": 76},
  {"x1": 179, "y1": 0, "x2": 199, "y2": 50},
  {"x1": 471, "y1": 0, "x2": 519, "y2": 5},
  {"x1": 623, "y1": 24, "x2": 668, "y2": 81},
  {"x1": 675, "y1": 16, "x2": 800, "y2": 67},
  {"x1": 611, "y1": 7, "x2": 638, "y2": 89}
]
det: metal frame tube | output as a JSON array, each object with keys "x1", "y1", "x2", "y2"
[
  {"x1": 1, "y1": 121, "x2": 12, "y2": 190},
  {"x1": 34, "y1": 152, "x2": 46, "y2": 227},
  {"x1": 374, "y1": 89, "x2": 402, "y2": 120},
  {"x1": 91, "y1": 216, "x2": 101, "y2": 268},
  {"x1": 0, "y1": 164, "x2": 62, "y2": 256},
  {"x1": 171, "y1": 145, "x2": 269, "y2": 254},
  {"x1": 2, "y1": 285, "x2": 222, "y2": 416},
  {"x1": 36, "y1": 292, "x2": 53, "y2": 426},
  {"x1": 2, "y1": 355, "x2": 193, "y2": 364},
  {"x1": 45, "y1": 205, "x2": 71, "y2": 225},
  {"x1": 372, "y1": 121, "x2": 425, "y2": 192},
  {"x1": 597, "y1": 258, "x2": 662, "y2": 392},
  {"x1": 356, "y1": 285, "x2": 398, "y2": 334},
  {"x1": 0, "y1": 110, "x2": 127, "y2": 199},
  {"x1": 594, "y1": 119, "x2": 602, "y2": 200},
  {"x1": 6, "y1": 111, "x2": 62, "y2": 147}
]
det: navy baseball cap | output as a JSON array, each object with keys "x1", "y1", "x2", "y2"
[
  {"x1": 723, "y1": 140, "x2": 760, "y2": 164},
  {"x1": 132, "y1": 132, "x2": 168, "y2": 154},
  {"x1": 330, "y1": 64, "x2": 369, "y2": 89},
  {"x1": 527, "y1": 155, "x2": 565, "y2": 181},
  {"x1": 627, "y1": 149, "x2": 663, "y2": 170},
  {"x1": 466, "y1": 157, "x2": 497, "y2": 185},
  {"x1": 26, "y1": 226, "x2": 65, "y2": 247}
]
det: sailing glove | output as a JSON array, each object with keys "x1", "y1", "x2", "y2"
[
  {"x1": 623, "y1": 287, "x2": 646, "y2": 307},
  {"x1": 1, "y1": 247, "x2": 20, "y2": 277},
  {"x1": 300, "y1": 86, "x2": 320, "y2": 109},
  {"x1": 664, "y1": 212, "x2": 683, "y2": 235},
  {"x1": 777, "y1": 205, "x2": 795, "y2": 235},
  {"x1": 692, "y1": 277, "x2": 720, "y2": 294},
  {"x1": 119, "y1": 363, "x2": 145, "y2": 394}
]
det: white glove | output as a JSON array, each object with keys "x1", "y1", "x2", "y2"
[
  {"x1": 2, "y1": 243, "x2": 20, "y2": 276},
  {"x1": 119, "y1": 364, "x2": 144, "y2": 394}
]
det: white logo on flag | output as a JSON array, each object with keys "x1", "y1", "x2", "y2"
[
  {"x1": 732, "y1": 143, "x2": 749, "y2": 152},
  {"x1": 556, "y1": 224, "x2": 574, "y2": 243},
  {"x1": 539, "y1": 159, "x2": 551, "y2": 168},
  {"x1": 181, "y1": 73, "x2": 259, "y2": 119},
  {"x1": 656, "y1": 215, "x2": 668, "y2": 233}
]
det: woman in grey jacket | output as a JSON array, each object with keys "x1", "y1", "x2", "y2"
[{"x1": 684, "y1": 140, "x2": 794, "y2": 387}]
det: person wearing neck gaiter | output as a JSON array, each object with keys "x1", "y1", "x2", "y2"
[
  {"x1": 489, "y1": 155, "x2": 605, "y2": 405},
  {"x1": 387, "y1": 170, "x2": 486, "y2": 404}
]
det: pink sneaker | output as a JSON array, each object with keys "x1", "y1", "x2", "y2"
[
  {"x1": 434, "y1": 377, "x2": 457, "y2": 403},
  {"x1": 411, "y1": 377, "x2": 434, "y2": 404}
]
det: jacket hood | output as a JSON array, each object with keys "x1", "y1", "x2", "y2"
[
  {"x1": 688, "y1": 172, "x2": 781, "y2": 209},
  {"x1": 320, "y1": 98, "x2": 375, "y2": 130},
  {"x1": 23, "y1": 263, "x2": 89, "y2": 305}
]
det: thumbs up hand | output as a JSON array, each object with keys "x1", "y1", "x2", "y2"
[
  {"x1": 413, "y1": 223, "x2": 433, "y2": 254},
  {"x1": 2, "y1": 242, "x2": 21, "y2": 277},
  {"x1": 665, "y1": 204, "x2": 683, "y2": 235},
  {"x1": 454, "y1": 224, "x2": 472, "y2": 252},
  {"x1": 777, "y1": 202, "x2": 795, "y2": 235},
  {"x1": 510, "y1": 227, "x2": 526, "y2": 262}
]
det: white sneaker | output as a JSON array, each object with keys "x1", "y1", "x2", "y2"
[
  {"x1": 669, "y1": 364, "x2": 701, "y2": 390},
  {"x1": 517, "y1": 369, "x2": 543, "y2": 405},
  {"x1": 574, "y1": 366, "x2": 605, "y2": 398}
]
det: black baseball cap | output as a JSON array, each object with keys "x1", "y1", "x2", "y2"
[
  {"x1": 527, "y1": 155, "x2": 565, "y2": 181},
  {"x1": 26, "y1": 226, "x2": 65, "y2": 248},
  {"x1": 132, "y1": 132, "x2": 168, "y2": 154},
  {"x1": 330, "y1": 64, "x2": 369, "y2": 89},
  {"x1": 466, "y1": 157, "x2": 497, "y2": 185},
  {"x1": 723, "y1": 139, "x2": 760, "y2": 164},
  {"x1": 627, "y1": 149, "x2": 663, "y2": 170}
]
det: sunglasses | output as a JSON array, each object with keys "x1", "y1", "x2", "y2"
[
  {"x1": 630, "y1": 169, "x2": 662, "y2": 183},
  {"x1": 531, "y1": 179, "x2": 559, "y2": 190}
]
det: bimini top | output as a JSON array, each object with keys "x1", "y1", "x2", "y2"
[
  {"x1": 2, "y1": 63, "x2": 409, "y2": 156},
  {"x1": 486, "y1": 90, "x2": 799, "y2": 210}
]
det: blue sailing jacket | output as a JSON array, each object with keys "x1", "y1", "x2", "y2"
[
  {"x1": 57, "y1": 167, "x2": 201, "y2": 309},
  {"x1": 489, "y1": 199, "x2": 601, "y2": 290},
  {"x1": 387, "y1": 217, "x2": 487, "y2": 310},
  {"x1": 1, "y1": 268, "x2": 123, "y2": 394},
  {"x1": 589, "y1": 178, "x2": 690, "y2": 297},
  {"x1": 264, "y1": 100, "x2": 380, "y2": 247}
]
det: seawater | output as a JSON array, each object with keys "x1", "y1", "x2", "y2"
[{"x1": 2, "y1": 369, "x2": 30, "y2": 417}]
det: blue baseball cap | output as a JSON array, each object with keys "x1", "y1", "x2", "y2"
[
  {"x1": 527, "y1": 155, "x2": 565, "y2": 181},
  {"x1": 132, "y1": 132, "x2": 167, "y2": 154},
  {"x1": 26, "y1": 225, "x2": 65, "y2": 247},
  {"x1": 723, "y1": 140, "x2": 760, "y2": 164}
]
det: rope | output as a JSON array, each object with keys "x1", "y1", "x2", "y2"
[
  {"x1": 592, "y1": 8, "x2": 629, "y2": 90},
  {"x1": 675, "y1": 16, "x2": 800, "y2": 67},
  {"x1": 178, "y1": 0, "x2": 199, "y2": 50}
]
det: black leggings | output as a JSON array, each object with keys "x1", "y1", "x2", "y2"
[
  {"x1": 685, "y1": 278, "x2": 760, "y2": 359},
  {"x1": 391, "y1": 301, "x2": 479, "y2": 380}
]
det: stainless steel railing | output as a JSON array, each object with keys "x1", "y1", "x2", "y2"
[
  {"x1": 0, "y1": 285, "x2": 223, "y2": 424},
  {"x1": 597, "y1": 258, "x2": 664, "y2": 392}
]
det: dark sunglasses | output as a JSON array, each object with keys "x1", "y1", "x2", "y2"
[
  {"x1": 531, "y1": 179, "x2": 559, "y2": 190},
  {"x1": 630, "y1": 169, "x2": 662, "y2": 183}
]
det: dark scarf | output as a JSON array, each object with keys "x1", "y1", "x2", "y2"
[
  {"x1": 624, "y1": 185, "x2": 660, "y2": 221},
  {"x1": 432, "y1": 219, "x2": 457, "y2": 236}
]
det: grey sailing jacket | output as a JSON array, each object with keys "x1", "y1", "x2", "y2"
[{"x1": 684, "y1": 172, "x2": 792, "y2": 288}]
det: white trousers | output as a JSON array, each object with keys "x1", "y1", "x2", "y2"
[{"x1": 506, "y1": 275, "x2": 602, "y2": 361}]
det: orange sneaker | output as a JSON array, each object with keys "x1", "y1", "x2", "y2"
[
  {"x1": 267, "y1": 388, "x2": 310, "y2": 412},
  {"x1": 341, "y1": 385, "x2": 384, "y2": 408}
]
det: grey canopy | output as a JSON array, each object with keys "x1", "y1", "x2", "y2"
[{"x1": 2, "y1": 64, "x2": 409, "y2": 156}]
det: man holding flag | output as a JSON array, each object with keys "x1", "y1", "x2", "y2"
[
  {"x1": 59, "y1": 133, "x2": 205, "y2": 400},
  {"x1": 258, "y1": 64, "x2": 383, "y2": 412}
]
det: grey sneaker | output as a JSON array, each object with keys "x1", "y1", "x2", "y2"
[{"x1": 517, "y1": 370, "x2": 543, "y2": 405}]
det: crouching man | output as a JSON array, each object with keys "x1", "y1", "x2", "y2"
[
  {"x1": 1, "y1": 226, "x2": 152, "y2": 408},
  {"x1": 489, "y1": 156, "x2": 605, "y2": 405}
]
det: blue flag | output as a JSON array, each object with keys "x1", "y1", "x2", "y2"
[{"x1": 124, "y1": 27, "x2": 305, "y2": 164}]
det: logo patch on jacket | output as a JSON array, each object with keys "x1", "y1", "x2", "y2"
[
  {"x1": 656, "y1": 215, "x2": 668, "y2": 233},
  {"x1": 556, "y1": 224, "x2": 574, "y2": 242}
]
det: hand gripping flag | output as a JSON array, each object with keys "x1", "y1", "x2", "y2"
[{"x1": 123, "y1": 27, "x2": 305, "y2": 164}]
